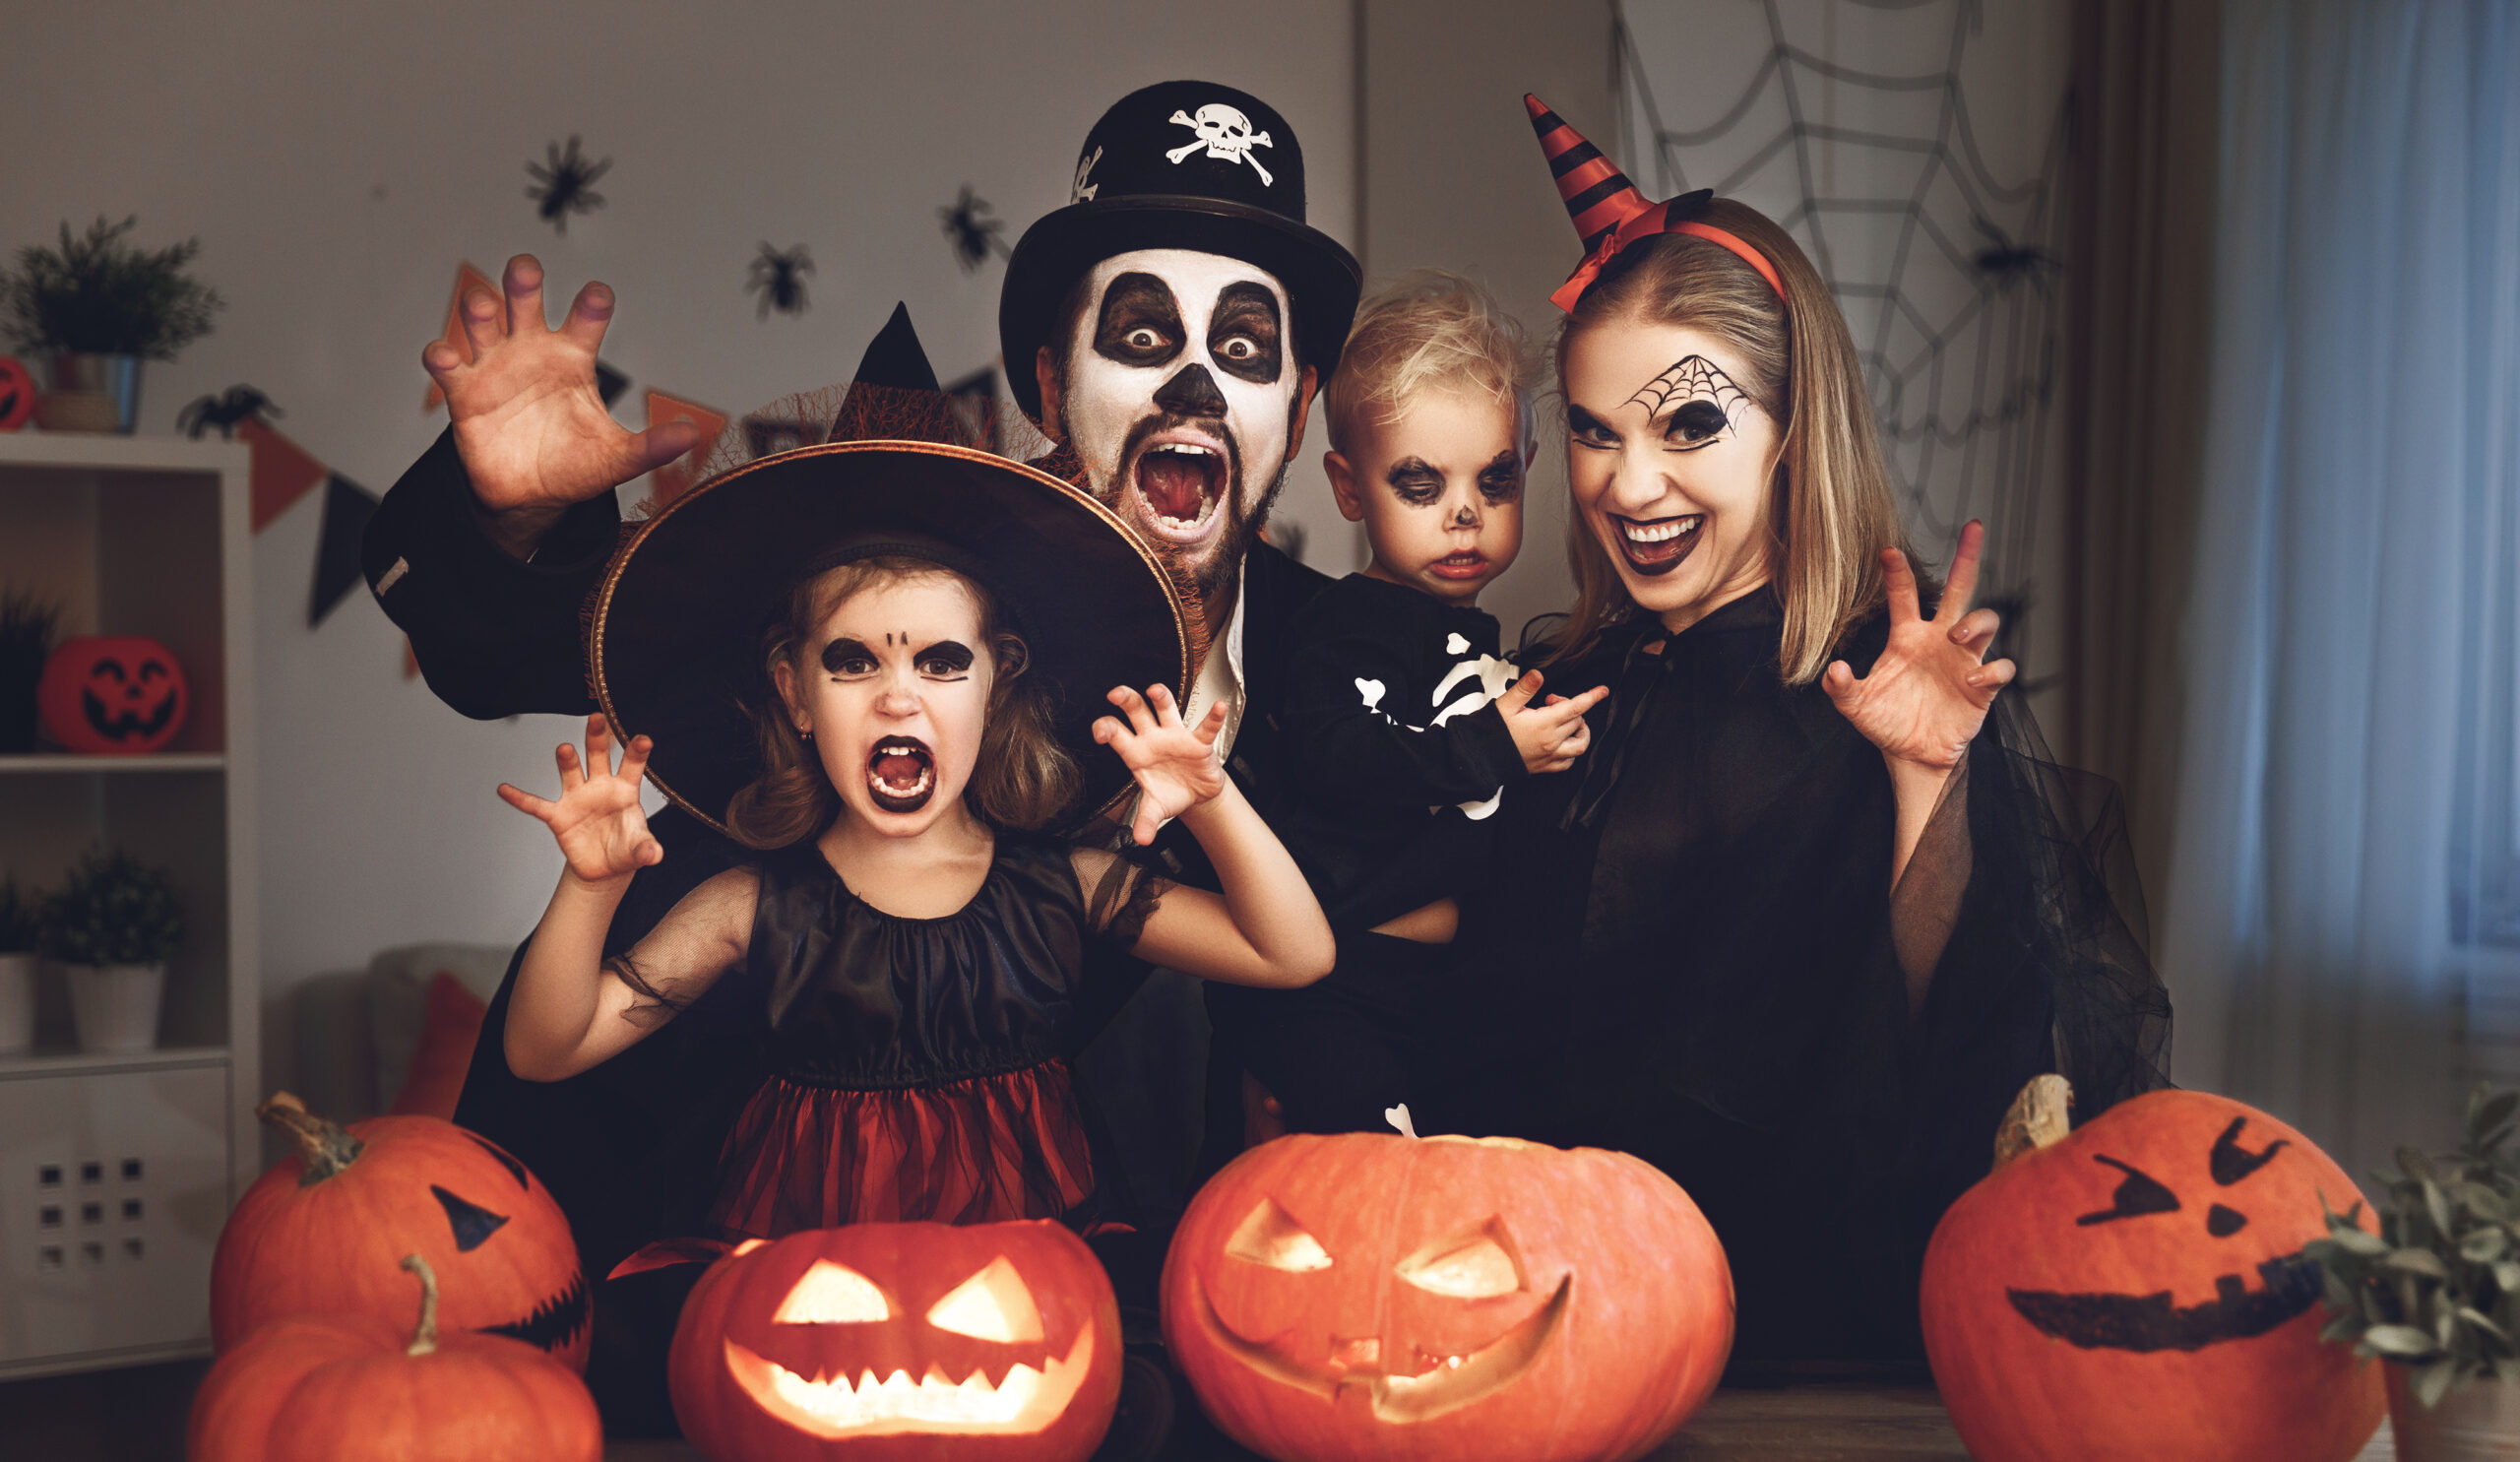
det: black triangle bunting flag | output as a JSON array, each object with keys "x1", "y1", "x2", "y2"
[{"x1": 309, "y1": 472, "x2": 381, "y2": 627}]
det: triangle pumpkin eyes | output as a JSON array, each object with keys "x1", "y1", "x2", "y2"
[
  {"x1": 1396, "y1": 1222, "x2": 1526, "y2": 1300},
  {"x1": 776, "y1": 1260, "x2": 891, "y2": 1323},
  {"x1": 430, "y1": 1185, "x2": 511, "y2": 1251},
  {"x1": 926, "y1": 1257, "x2": 1045, "y2": 1344},
  {"x1": 1228, "y1": 1200, "x2": 1335, "y2": 1271},
  {"x1": 768, "y1": 1256, "x2": 1046, "y2": 1342}
]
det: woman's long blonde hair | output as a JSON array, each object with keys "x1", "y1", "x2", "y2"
[{"x1": 1549, "y1": 200, "x2": 1914, "y2": 684}]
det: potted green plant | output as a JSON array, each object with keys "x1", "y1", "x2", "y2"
[
  {"x1": 0, "y1": 875, "x2": 36, "y2": 1055},
  {"x1": 36, "y1": 850, "x2": 183, "y2": 1052},
  {"x1": 2311, "y1": 1084, "x2": 2520, "y2": 1460},
  {"x1": 0, "y1": 216, "x2": 222, "y2": 433},
  {"x1": 0, "y1": 588, "x2": 60, "y2": 752}
]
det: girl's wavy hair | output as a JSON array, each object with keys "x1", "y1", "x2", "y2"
[
  {"x1": 724, "y1": 555, "x2": 1079, "y2": 849},
  {"x1": 1546, "y1": 200, "x2": 1915, "y2": 683}
]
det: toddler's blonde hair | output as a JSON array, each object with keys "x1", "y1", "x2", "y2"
[{"x1": 1323, "y1": 270, "x2": 1532, "y2": 455}]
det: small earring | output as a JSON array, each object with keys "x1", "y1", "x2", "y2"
[{"x1": 798, "y1": 728, "x2": 813, "y2": 742}]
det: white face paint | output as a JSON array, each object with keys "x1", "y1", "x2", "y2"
[{"x1": 1056, "y1": 249, "x2": 1301, "y2": 598}]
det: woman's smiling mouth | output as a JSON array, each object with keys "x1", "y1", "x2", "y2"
[
  {"x1": 1612, "y1": 513, "x2": 1704, "y2": 576},
  {"x1": 865, "y1": 737, "x2": 936, "y2": 812}
]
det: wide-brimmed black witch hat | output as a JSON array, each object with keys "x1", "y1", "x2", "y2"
[
  {"x1": 1000, "y1": 80, "x2": 1361, "y2": 419},
  {"x1": 590, "y1": 310, "x2": 1190, "y2": 835}
]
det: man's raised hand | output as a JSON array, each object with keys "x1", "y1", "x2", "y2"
[
  {"x1": 496, "y1": 715, "x2": 664, "y2": 886},
  {"x1": 422, "y1": 256, "x2": 701, "y2": 555}
]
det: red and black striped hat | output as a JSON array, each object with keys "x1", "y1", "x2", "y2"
[{"x1": 1525, "y1": 94, "x2": 1783, "y2": 311}]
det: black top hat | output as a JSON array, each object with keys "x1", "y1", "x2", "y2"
[
  {"x1": 590, "y1": 447, "x2": 1189, "y2": 835},
  {"x1": 1000, "y1": 80, "x2": 1362, "y2": 420}
]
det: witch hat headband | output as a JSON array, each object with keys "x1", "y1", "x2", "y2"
[{"x1": 1525, "y1": 94, "x2": 1784, "y2": 311}]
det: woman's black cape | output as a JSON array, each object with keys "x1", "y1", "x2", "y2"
[{"x1": 1418, "y1": 587, "x2": 2172, "y2": 1360}]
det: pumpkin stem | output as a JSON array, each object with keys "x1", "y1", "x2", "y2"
[
  {"x1": 401, "y1": 1253, "x2": 440, "y2": 1357},
  {"x1": 1991, "y1": 1074, "x2": 2074, "y2": 1171},
  {"x1": 255, "y1": 1092, "x2": 363, "y2": 1186}
]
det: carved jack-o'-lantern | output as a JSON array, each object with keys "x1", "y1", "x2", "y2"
[
  {"x1": 668, "y1": 1220, "x2": 1123, "y2": 1461},
  {"x1": 1162, "y1": 1130, "x2": 1732, "y2": 1462},
  {"x1": 212, "y1": 1095, "x2": 591, "y2": 1371},
  {"x1": 36, "y1": 635, "x2": 189, "y2": 754},
  {"x1": 0, "y1": 357, "x2": 33, "y2": 431},
  {"x1": 1922, "y1": 1079, "x2": 2387, "y2": 1462}
]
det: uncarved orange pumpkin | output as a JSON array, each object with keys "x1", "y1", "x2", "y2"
[
  {"x1": 189, "y1": 1253, "x2": 600, "y2": 1462},
  {"x1": 211, "y1": 1093, "x2": 589, "y2": 1369},
  {"x1": 669, "y1": 1219, "x2": 1124, "y2": 1461},
  {"x1": 1921, "y1": 1079, "x2": 2386, "y2": 1462},
  {"x1": 1162, "y1": 1130, "x2": 1732, "y2": 1462}
]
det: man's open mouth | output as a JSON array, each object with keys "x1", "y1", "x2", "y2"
[
  {"x1": 866, "y1": 738, "x2": 936, "y2": 813},
  {"x1": 1128, "y1": 435, "x2": 1229, "y2": 546},
  {"x1": 1612, "y1": 513, "x2": 1703, "y2": 577}
]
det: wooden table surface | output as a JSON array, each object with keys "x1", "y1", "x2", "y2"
[{"x1": 606, "y1": 1382, "x2": 2403, "y2": 1460}]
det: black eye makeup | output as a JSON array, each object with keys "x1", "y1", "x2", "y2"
[
  {"x1": 1383, "y1": 457, "x2": 1444, "y2": 507},
  {"x1": 821, "y1": 637, "x2": 878, "y2": 676},
  {"x1": 1624, "y1": 355, "x2": 1752, "y2": 452},
  {"x1": 1565, "y1": 404, "x2": 1619, "y2": 450},
  {"x1": 1094, "y1": 273, "x2": 1185, "y2": 368},
  {"x1": 1208, "y1": 282, "x2": 1284, "y2": 385},
  {"x1": 914, "y1": 640, "x2": 976, "y2": 678},
  {"x1": 1475, "y1": 448, "x2": 1524, "y2": 503}
]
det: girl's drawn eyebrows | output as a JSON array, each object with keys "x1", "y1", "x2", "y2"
[
  {"x1": 821, "y1": 636, "x2": 876, "y2": 670},
  {"x1": 916, "y1": 640, "x2": 976, "y2": 669}
]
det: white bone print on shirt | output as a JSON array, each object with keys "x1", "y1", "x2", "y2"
[{"x1": 1347, "y1": 639, "x2": 1518, "y2": 821}]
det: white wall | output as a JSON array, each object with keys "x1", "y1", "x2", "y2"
[{"x1": 0, "y1": 0, "x2": 1355, "y2": 1100}]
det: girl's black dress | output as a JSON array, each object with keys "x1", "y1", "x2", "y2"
[{"x1": 1419, "y1": 588, "x2": 2170, "y2": 1360}]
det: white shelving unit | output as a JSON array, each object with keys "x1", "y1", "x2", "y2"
[{"x1": 0, "y1": 430, "x2": 257, "y2": 1378}]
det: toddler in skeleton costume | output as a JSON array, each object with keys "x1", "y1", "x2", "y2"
[{"x1": 1210, "y1": 274, "x2": 1606, "y2": 1137}]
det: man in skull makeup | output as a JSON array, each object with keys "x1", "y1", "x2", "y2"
[{"x1": 358, "y1": 79, "x2": 1357, "y2": 1434}]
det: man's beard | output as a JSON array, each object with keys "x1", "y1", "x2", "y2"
[{"x1": 1089, "y1": 412, "x2": 1292, "y2": 607}]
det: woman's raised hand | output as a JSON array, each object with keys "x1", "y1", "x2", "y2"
[
  {"x1": 423, "y1": 255, "x2": 701, "y2": 539},
  {"x1": 1095, "y1": 684, "x2": 1229, "y2": 846},
  {"x1": 496, "y1": 715, "x2": 664, "y2": 885},
  {"x1": 1822, "y1": 520, "x2": 2016, "y2": 772}
]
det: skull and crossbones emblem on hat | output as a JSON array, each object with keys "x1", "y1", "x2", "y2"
[{"x1": 1165, "y1": 103, "x2": 1275, "y2": 186}]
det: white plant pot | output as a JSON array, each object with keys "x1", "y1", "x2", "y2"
[
  {"x1": 2391, "y1": 1366, "x2": 2520, "y2": 1462},
  {"x1": 0, "y1": 952, "x2": 33, "y2": 1054},
  {"x1": 65, "y1": 961, "x2": 163, "y2": 1053}
]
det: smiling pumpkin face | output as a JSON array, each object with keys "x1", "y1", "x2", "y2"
[
  {"x1": 667, "y1": 1220, "x2": 1122, "y2": 1462},
  {"x1": 1922, "y1": 1085, "x2": 2387, "y2": 1462},
  {"x1": 37, "y1": 635, "x2": 190, "y2": 754},
  {"x1": 1162, "y1": 1131, "x2": 1732, "y2": 1462}
]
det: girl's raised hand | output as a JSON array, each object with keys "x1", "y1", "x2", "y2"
[
  {"x1": 496, "y1": 714, "x2": 664, "y2": 885},
  {"x1": 1822, "y1": 520, "x2": 2016, "y2": 772},
  {"x1": 1094, "y1": 684, "x2": 1228, "y2": 846}
]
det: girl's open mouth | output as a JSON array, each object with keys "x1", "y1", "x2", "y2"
[
  {"x1": 865, "y1": 737, "x2": 936, "y2": 813},
  {"x1": 1613, "y1": 513, "x2": 1703, "y2": 577}
]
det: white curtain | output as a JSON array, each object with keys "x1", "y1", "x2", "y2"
[{"x1": 2163, "y1": 0, "x2": 2520, "y2": 1175}]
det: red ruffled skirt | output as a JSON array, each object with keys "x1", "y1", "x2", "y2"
[{"x1": 613, "y1": 1059, "x2": 1095, "y2": 1279}]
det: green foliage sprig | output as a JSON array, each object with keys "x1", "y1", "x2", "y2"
[
  {"x1": 2310, "y1": 1085, "x2": 2520, "y2": 1409},
  {"x1": 1, "y1": 216, "x2": 223, "y2": 359},
  {"x1": 0, "y1": 875, "x2": 38, "y2": 953},
  {"x1": 36, "y1": 850, "x2": 183, "y2": 966}
]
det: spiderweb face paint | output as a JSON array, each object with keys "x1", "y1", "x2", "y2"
[{"x1": 1623, "y1": 355, "x2": 1753, "y2": 451}]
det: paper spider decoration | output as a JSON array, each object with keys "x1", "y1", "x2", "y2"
[
  {"x1": 526, "y1": 136, "x2": 611, "y2": 234},
  {"x1": 746, "y1": 243, "x2": 814, "y2": 319},
  {"x1": 940, "y1": 186, "x2": 1010, "y2": 273},
  {"x1": 178, "y1": 385, "x2": 283, "y2": 441}
]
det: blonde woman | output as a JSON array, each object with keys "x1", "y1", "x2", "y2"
[{"x1": 1415, "y1": 100, "x2": 2170, "y2": 1362}]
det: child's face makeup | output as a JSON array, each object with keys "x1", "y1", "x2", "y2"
[
  {"x1": 1561, "y1": 321, "x2": 1783, "y2": 632},
  {"x1": 776, "y1": 574, "x2": 993, "y2": 839},
  {"x1": 1326, "y1": 388, "x2": 1527, "y2": 606}
]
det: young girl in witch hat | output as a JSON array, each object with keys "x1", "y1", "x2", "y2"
[{"x1": 493, "y1": 438, "x2": 1334, "y2": 1258}]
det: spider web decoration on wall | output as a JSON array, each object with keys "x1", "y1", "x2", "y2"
[{"x1": 1616, "y1": 0, "x2": 2067, "y2": 685}]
